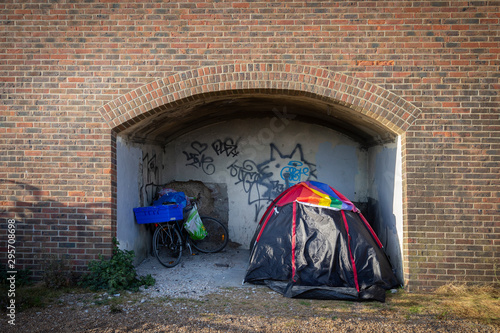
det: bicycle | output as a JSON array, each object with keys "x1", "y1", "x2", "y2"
[{"x1": 152, "y1": 198, "x2": 228, "y2": 268}]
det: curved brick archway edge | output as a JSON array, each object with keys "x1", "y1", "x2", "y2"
[{"x1": 97, "y1": 63, "x2": 421, "y2": 135}]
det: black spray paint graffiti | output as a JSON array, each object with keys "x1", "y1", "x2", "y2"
[
  {"x1": 269, "y1": 143, "x2": 316, "y2": 187},
  {"x1": 140, "y1": 152, "x2": 160, "y2": 206},
  {"x1": 182, "y1": 141, "x2": 216, "y2": 175},
  {"x1": 212, "y1": 138, "x2": 239, "y2": 157},
  {"x1": 183, "y1": 139, "x2": 241, "y2": 175},
  {"x1": 228, "y1": 144, "x2": 316, "y2": 221},
  {"x1": 181, "y1": 138, "x2": 315, "y2": 221},
  {"x1": 227, "y1": 159, "x2": 282, "y2": 221}
]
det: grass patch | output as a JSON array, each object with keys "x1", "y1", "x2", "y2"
[
  {"x1": 298, "y1": 300, "x2": 311, "y2": 306},
  {"x1": 0, "y1": 283, "x2": 86, "y2": 312},
  {"x1": 0, "y1": 280, "x2": 148, "y2": 314},
  {"x1": 408, "y1": 305, "x2": 423, "y2": 314},
  {"x1": 387, "y1": 283, "x2": 500, "y2": 325},
  {"x1": 434, "y1": 283, "x2": 499, "y2": 324}
]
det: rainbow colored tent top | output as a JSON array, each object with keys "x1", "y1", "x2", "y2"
[
  {"x1": 256, "y1": 180, "x2": 381, "y2": 248},
  {"x1": 276, "y1": 180, "x2": 357, "y2": 212}
]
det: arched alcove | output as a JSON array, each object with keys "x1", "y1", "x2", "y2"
[{"x1": 100, "y1": 64, "x2": 421, "y2": 284}]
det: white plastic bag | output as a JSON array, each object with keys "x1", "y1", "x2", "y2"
[{"x1": 183, "y1": 204, "x2": 207, "y2": 240}]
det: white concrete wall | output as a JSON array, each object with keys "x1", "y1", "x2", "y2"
[
  {"x1": 162, "y1": 118, "x2": 368, "y2": 248},
  {"x1": 116, "y1": 136, "x2": 163, "y2": 264},
  {"x1": 368, "y1": 137, "x2": 404, "y2": 283},
  {"x1": 316, "y1": 142, "x2": 368, "y2": 201}
]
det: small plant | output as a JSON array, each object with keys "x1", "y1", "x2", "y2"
[
  {"x1": 109, "y1": 303, "x2": 123, "y2": 314},
  {"x1": 436, "y1": 310, "x2": 450, "y2": 320},
  {"x1": 79, "y1": 237, "x2": 155, "y2": 292},
  {"x1": 299, "y1": 300, "x2": 311, "y2": 306},
  {"x1": 42, "y1": 254, "x2": 75, "y2": 289},
  {"x1": 408, "y1": 305, "x2": 423, "y2": 314}
]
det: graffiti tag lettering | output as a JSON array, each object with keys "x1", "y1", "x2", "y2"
[
  {"x1": 227, "y1": 159, "x2": 279, "y2": 220},
  {"x1": 182, "y1": 141, "x2": 215, "y2": 175},
  {"x1": 182, "y1": 138, "x2": 316, "y2": 221},
  {"x1": 140, "y1": 152, "x2": 160, "y2": 206},
  {"x1": 212, "y1": 138, "x2": 239, "y2": 157},
  {"x1": 280, "y1": 161, "x2": 310, "y2": 186}
]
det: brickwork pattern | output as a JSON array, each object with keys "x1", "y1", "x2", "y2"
[
  {"x1": 100, "y1": 64, "x2": 421, "y2": 135},
  {"x1": 1, "y1": 0, "x2": 499, "y2": 289}
]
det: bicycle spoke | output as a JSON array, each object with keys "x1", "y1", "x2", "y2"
[
  {"x1": 190, "y1": 217, "x2": 228, "y2": 253},
  {"x1": 153, "y1": 224, "x2": 182, "y2": 268}
]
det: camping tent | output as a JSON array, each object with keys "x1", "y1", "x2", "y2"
[{"x1": 244, "y1": 181, "x2": 399, "y2": 302}]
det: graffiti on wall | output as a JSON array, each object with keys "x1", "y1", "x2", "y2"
[
  {"x1": 271, "y1": 144, "x2": 315, "y2": 187},
  {"x1": 182, "y1": 138, "x2": 241, "y2": 175},
  {"x1": 140, "y1": 152, "x2": 160, "y2": 206},
  {"x1": 280, "y1": 161, "x2": 309, "y2": 187},
  {"x1": 228, "y1": 144, "x2": 316, "y2": 220},
  {"x1": 212, "y1": 138, "x2": 239, "y2": 157},
  {"x1": 182, "y1": 141, "x2": 216, "y2": 175},
  {"x1": 182, "y1": 138, "x2": 316, "y2": 221},
  {"x1": 227, "y1": 159, "x2": 277, "y2": 220}
]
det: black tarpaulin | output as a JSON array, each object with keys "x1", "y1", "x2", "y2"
[{"x1": 244, "y1": 181, "x2": 399, "y2": 302}]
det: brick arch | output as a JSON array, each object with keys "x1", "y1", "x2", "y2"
[
  {"x1": 98, "y1": 63, "x2": 421, "y2": 135},
  {"x1": 104, "y1": 63, "x2": 419, "y2": 284}
]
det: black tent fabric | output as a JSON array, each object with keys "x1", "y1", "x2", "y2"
[{"x1": 244, "y1": 181, "x2": 399, "y2": 302}]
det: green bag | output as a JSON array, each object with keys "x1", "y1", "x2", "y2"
[{"x1": 183, "y1": 204, "x2": 207, "y2": 240}]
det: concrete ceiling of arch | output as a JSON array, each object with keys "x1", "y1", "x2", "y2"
[{"x1": 119, "y1": 94, "x2": 397, "y2": 148}]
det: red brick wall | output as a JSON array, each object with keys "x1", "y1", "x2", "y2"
[{"x1": 1, "y1": 0, "x2": 498, "y2": 290}]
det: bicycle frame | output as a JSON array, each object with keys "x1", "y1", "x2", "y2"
[{"x1": 152, "y1": 199, "x2": 228, "y2": 268}]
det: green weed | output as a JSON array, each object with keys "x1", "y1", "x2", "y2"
[{"x1": 79, "y1": 237, "x2": 155, "y2": 293}]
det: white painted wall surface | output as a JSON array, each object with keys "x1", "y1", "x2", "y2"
[
  {"x1": 368, "y1": 137, "x2": 404, "y2": 283},
  {"x1": 162, "y1": 118, "x2": 368, "y2": 248},
  {"x1": 116, "y1": 137, "x2": 162, "y2": 264}
]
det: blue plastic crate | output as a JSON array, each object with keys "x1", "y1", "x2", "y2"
[{"x1": 133, "y1": 204, "x2": 183, "y2": 224}]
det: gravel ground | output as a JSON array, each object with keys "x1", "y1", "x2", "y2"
[
  {"x1": 134, "y1": 245, "x2": 251, "y2": 299},
  {"x1": 6, "y1": 247, "x2": 499, "y2": 332}
]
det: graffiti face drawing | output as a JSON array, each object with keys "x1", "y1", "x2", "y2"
[{"x1": 229, "y1": 144, "x2": 316, "y2": 221}]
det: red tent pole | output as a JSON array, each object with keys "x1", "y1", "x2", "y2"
[
  {"x1": 291, "y1": 201, "x2": 297, "y2": 282},
  {"x1": 342, "y1": 210, "x2": 360, "y2": 292},
  {"x1": 358, "y1": 212, "x2": 384, "y2": 249},
  {"x1": 255, "y1": 183, "x2": 302, "y2": 244}
]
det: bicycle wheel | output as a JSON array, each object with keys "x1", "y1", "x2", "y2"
[
  {"x1": 190, "y1": 216, "x2": 228, "y2": 253},
  {"x1": 153, "y1": 223, "x2": 182, "y2": 268}
]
